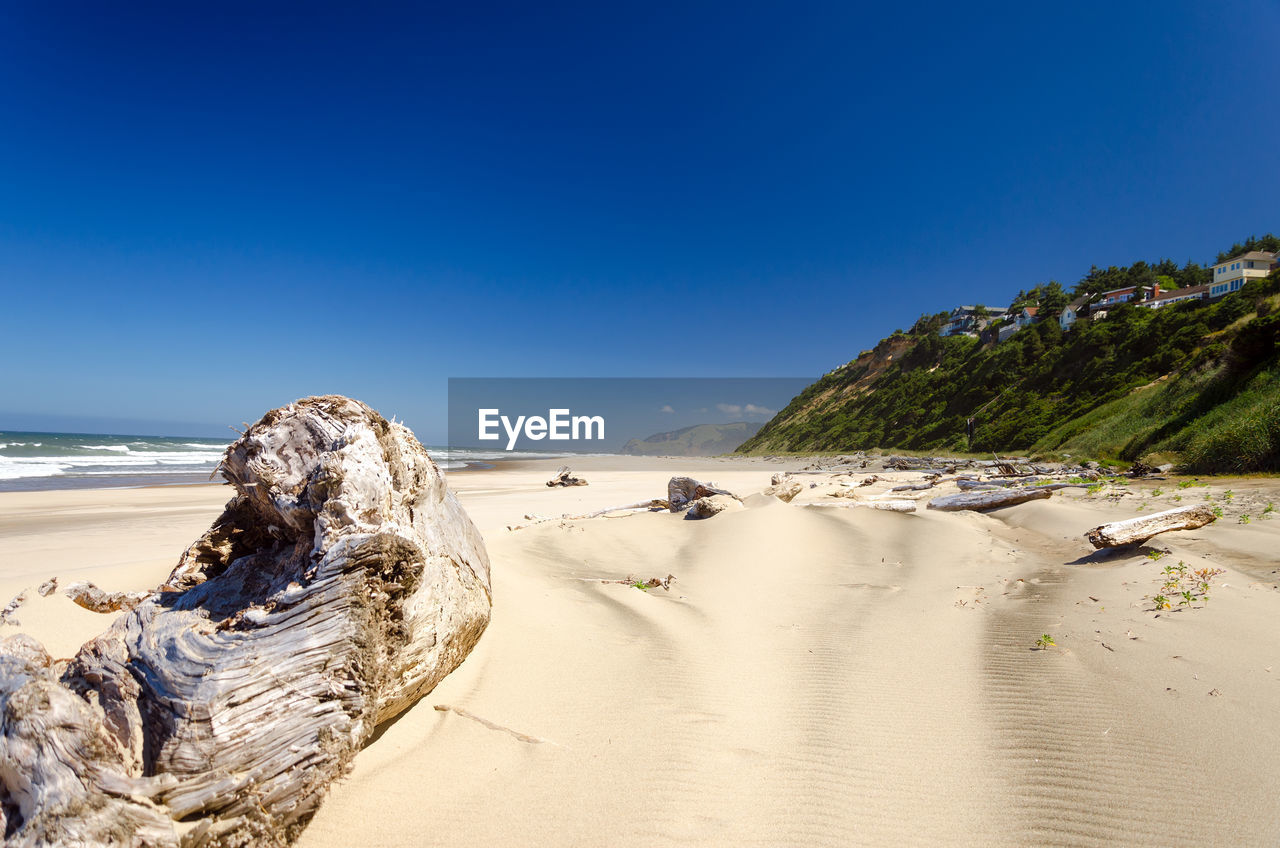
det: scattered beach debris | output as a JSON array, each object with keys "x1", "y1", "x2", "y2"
[
  {"x1": 36, "y1": 577, "x2": 58, "y2": 597},
  {"x1": 508, "y1": 499, "x2": 668, "y2": 530},
  {"x1": 603, "y1": 574, "x2": 675, "y2": 591},
  {"x1": 63, "y1": 580, "x2": 151, "y2": 613},
  {"x1": 0, "y1": 590, "x2": 27, "y2": 625},
  {"x1": 805, "y1": 500, "x2": 917, "y2": 513},
  {"x1": 927, "y1": 487, "x2": 1053, "y2": 512},
  {"x1": 0, "y1": 395, "x2": 491, "y2": 845},
  {"x1": 1085, "y1": 504, "x2": 1217, "y2": 548},
  {"x1": 433, "y1": 704, "x2": 551, "y2": 744},
  {"x1": 546, "y1": 465, "x2": 588, "y2": 487}
]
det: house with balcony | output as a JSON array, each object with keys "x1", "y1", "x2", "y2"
[
  {"x1": 1140, "y1": 284, "x2": 1210, "y2": 310},
  {"x1": 1095, "y1": 283, "x2": 1161, "y2": 307},
  {"x1": 1209, "y1": 251, "x2": 1276, "y2": 298},
  {"x1": 938, "y1": 305, "x2": 1009, "y2": 337}
]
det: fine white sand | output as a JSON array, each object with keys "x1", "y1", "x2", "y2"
[{"x1": 2, "y1": 458, "x2": 1279, "y2": 845}]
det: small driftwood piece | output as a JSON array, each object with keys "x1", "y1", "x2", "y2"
[
  {"x1": 764, "y1": 481, "x2": 803, "y2": 503},
  {"x1": 36, "y1": 578, "x2": 58, "y2": 598},
  {"x1": 0, "y1": 396, "x2": 492, "y2": 847},
  {"x1": 0, "y1": 591, "x2": 26, "y2": 625},
  {"x1": 63, "y1": 580, "x2": 150, "y2": 613},
  {"x1": 1085, "y1": 504, "x2": 1217, "y2": 548},
  {"x1": 667, "y1": 477, "x2": 735, "y2": 512},
  {"x1": 546, "y1": 465, "x2": 587, "y2": 487},
  {"x1": 602, "y1": 574, "x2": 675, "y2": 590},
  {"x1": 927, "y1": 487, "x2": 1053, "y2": 512},
  {"x1": 891, "y1": 482, "x2": 934, "y2": 492},
  {"x1": 508, "y1": 499, "x2": 668, "y2": 530}
]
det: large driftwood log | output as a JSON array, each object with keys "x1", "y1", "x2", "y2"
[
  {"x1": 667, "y1": 477, "x2": 735, "y2": 512},
  {"x1": 1085, "y1": 504, "x2": 1217, "y2": 548},
  {"x1": 0, "y1": 396, "x2": 491, "y2": 847},
  {"x1": 927, "y1": 487, "x2": 1053, "y2": 512}
]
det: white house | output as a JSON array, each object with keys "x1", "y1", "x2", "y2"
[
  {"x1": 1059, "y1": 296, "x2": 1087, "y2": 331},
  {"x1": 1140, "y1": 284, "x2": 1210, "y2": 310},
  {"x1": 1210, "y1": 251, "x2": 1276, "y2": 298}
]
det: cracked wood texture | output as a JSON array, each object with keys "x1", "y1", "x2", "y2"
[{"x1": 0, "y1": 396, "x2": 491, "y2": 847}]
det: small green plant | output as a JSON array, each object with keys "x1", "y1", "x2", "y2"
[
  {"x1": 1204, "y1": 492, "x2": 1213, "y2": 500},
  {"x1": 1086, "y1": 483, "x2": 1104, "y2": 495},
  {"x1": 1152, "y1": 487, "x2": 1163, "y2": 497},
  {"x1": 1034, "y1": 634, "x2": 1056, "y2": 650},
  {"x1": 1263, "y1": 502, "x2": 1275, "y2": 516},
  {"x1": 1177, "y1": 479, "x2": 1195, "y2": 489},
  {"x1": 1148, "y1": 550, "x2": 1169, "y2": 562},
  {"x1": 631, "y1": 581, "x2": 648, "y2": 591},
  {"x1": 1172, "y1": 494, "x2": 1182, "y2": 502},
  {"x1": 1212, "y1": 505, "x2": 1224, "y2": 519},
  {"x1": 1238, "y1": 514, "x2": 1251, "y2": 524},
  {"x1": 1223, "y1": 489, "x2": 1234, "y2": 501},
  {"x1": 1180, "y1": 590, "x2": 1194, "y2": 607},
  {"x1": 1152, "y1": 594, "x2": 1172, "y2": 611}
]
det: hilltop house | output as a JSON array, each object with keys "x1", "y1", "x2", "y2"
[
  {"x1": 938, "y1": 305, "x2": 1009, "y2": 337},
  {"x1": 1141, "y1": 284, "x2": 1210, "y2": 310},
  {"x1": 1096, "y1": 283, "x2": 1161, "y2": 306},
  {"x1": 1015, "y1": 306, "x2": 1039, "y2": 329},
  {"x1": 1210, "y1": 251, "x2": 1276, "y2": 297},
  {"x1": 1059, "y1": 295, "x2": 1088, "y2": 331}
]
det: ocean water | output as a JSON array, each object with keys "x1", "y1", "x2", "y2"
[{"x1": 0, "y1": 431, "x2": 564, "y2": 492}]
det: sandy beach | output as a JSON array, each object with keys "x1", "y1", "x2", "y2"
[{"x1": 2, "y1": 456, "x2": 1278, "y2": 846}]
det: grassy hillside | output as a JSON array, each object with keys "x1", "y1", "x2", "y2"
[
  {"x1": 738, "y1": 269, "x2": 1280, "y2": 473},
  {"x1": 622, "y1": 421, "x2": 761, "y2": 456}
]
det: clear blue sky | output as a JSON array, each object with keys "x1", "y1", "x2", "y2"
[{"x1": 1, "y1": 1, "x2": 1276, "y2": 440}]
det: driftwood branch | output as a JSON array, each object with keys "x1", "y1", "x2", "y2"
[
  {"x1": 927, "y1": 487, "x2": 1053, "y2": 512},
  {"x1": 803, "y1": 500, "x2": 917, "y2": 513},
  {"x1": 508, "y1": 499, "x2": 668, "y2": 530},
  {"x1": 1085, "y1": 504, "x2": 1217, "y2": 548}
]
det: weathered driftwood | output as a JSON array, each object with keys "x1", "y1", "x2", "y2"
[
  {"x1": 36, "y1": 578, "x2": 58, "y2": 598},
  {"x1": 667, "y1": 477, "x2": 735, "y2": 512},
  {"x1": 1085, "y1": 504, "x2": 1217, "y2": 548},
  {"x1": 764, "y1": 481, "x2": 803, "y2": 503},
  {"x1": 0, "y1": 396, "x2": 491, "y2": 847},
  {"x1": 63, "y1": 580, "x2": 151, "y2": 613},
  {"x1": 507, "y1": 499, "x2": 668, "y2": 530},
  {"x1": 685, "y1": 494, "x2": 741, "y2": 520},
  {"x1": 927, "y1": 487, "x2": 1053, "y2": 512},
  {"x1": 956, "y1": 480, "x2": 1003, "y2": 491},
  {"x1": 891, "y1": 482, "x2": 934, "y2": 492},
  {"x1": 545, "y1": 465, "x2": 587, "y2": 487},
  {"x1": 804, "y1": 500, "x2": 917, "y2": 513},
  {"x1": 0, "y1": 591, "x2": 26, "y2": 625}
]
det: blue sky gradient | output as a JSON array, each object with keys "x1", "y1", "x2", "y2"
[{"x1": 1, "y1": 1, "x2": 1276, "y2": 440}]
